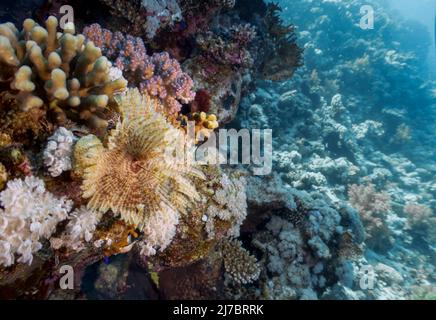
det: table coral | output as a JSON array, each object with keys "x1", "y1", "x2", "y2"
[
  {"x1": 0, "y1": 16, "x2": 127, "y2": 138},
  {"x1": 82, "y1": 24, "x2": 195, "y2": 115}
]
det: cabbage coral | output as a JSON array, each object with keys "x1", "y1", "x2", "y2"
[
  {"x1": 74, "y1": 89, "x2": 203, "y2": 255},
  {"x1": 0, "y1": 16, "x2": 127, "y2": 136}
]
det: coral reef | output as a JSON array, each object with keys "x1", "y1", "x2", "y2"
[
  {"x1": 1, "y1": 0, "x2": 434, "y2": 301},
  {"x1": 0, "y1": 162, "x2": 7, "y2": 190},
  {"x1": 231, "y1": 0, "x2": 436, "y2": 300}
]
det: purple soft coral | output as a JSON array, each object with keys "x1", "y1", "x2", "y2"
[{"x1": 83, "y1": 24, "x2": 195, "y2": 114}]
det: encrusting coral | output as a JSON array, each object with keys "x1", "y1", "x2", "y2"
[
  {"x1": 74, "y1": 88, "x2": 204, "y2": 255},
  {"x1": 0, "y1": 176, "x2": 72, "y2": 267},
  {"x1": 82, "y1": 24, "x2": 195, "y2": 115},
  {"x1": 0, "y1": 16, "x2": 127, "y2": 138}
]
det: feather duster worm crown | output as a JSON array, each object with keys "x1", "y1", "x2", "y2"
[{"x1": 74, "y1": 89, "x2": 204, "y2": 239}]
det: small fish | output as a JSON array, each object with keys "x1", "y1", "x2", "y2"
[{"x1": 103, "y1": 256, "x2": 110, "y2": 265}]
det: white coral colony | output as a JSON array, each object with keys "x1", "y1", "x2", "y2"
[{"x1": 0, "y1": 176, "x2": 72, "y2": 267}]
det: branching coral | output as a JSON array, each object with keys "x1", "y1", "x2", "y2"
[
  {"x1": 74, "y1": 88, "x2": 203, "y2": 255},
  {"x1": 220, "y1": 239, "x2": 260, "y2": 285},
  {"x1": 0, "y1": 176, "x2": 72, "y2": 267},
  {"x1": 82, "y1": 24, "x2": 195, "y2": 115},
  {"x1": 0, "y1": 16, "x2": 127, "y2": 137},
  {"x1": 43, "y1": 127, "x2": 76, "y2": 177},
  {"x1": 348, "y1": 184, "x2": 392, "y2": 251}
]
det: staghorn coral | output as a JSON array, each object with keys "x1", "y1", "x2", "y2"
[
  {"x1": 348, "y1": 184, "x2": 392, "y2": 251},
  {"x1": 75, "y1": 88, "x2": 203, "y2": 255},
  {"x1": 0, "y1": 16, "x2": 127, "y2": 136},
  {"x1": 82, "y1": 24, "x2": 195, "y2": 115},
  {"x1": 43, "y1": 127, "x2": 76, "y2": 177},
  {"x1": 0, "y1": 176, "x2": 72, "y2": 267},
  {"x1": 220, "y1": 239, "x2": 260, "y2": 285}
]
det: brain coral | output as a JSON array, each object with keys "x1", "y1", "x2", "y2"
[
  {"x1": 0, "y1": 16, "x2": 127, "y2": 136},
  {"x1": 74, "y1": 88, "x2": 204, "y2": 255}
]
